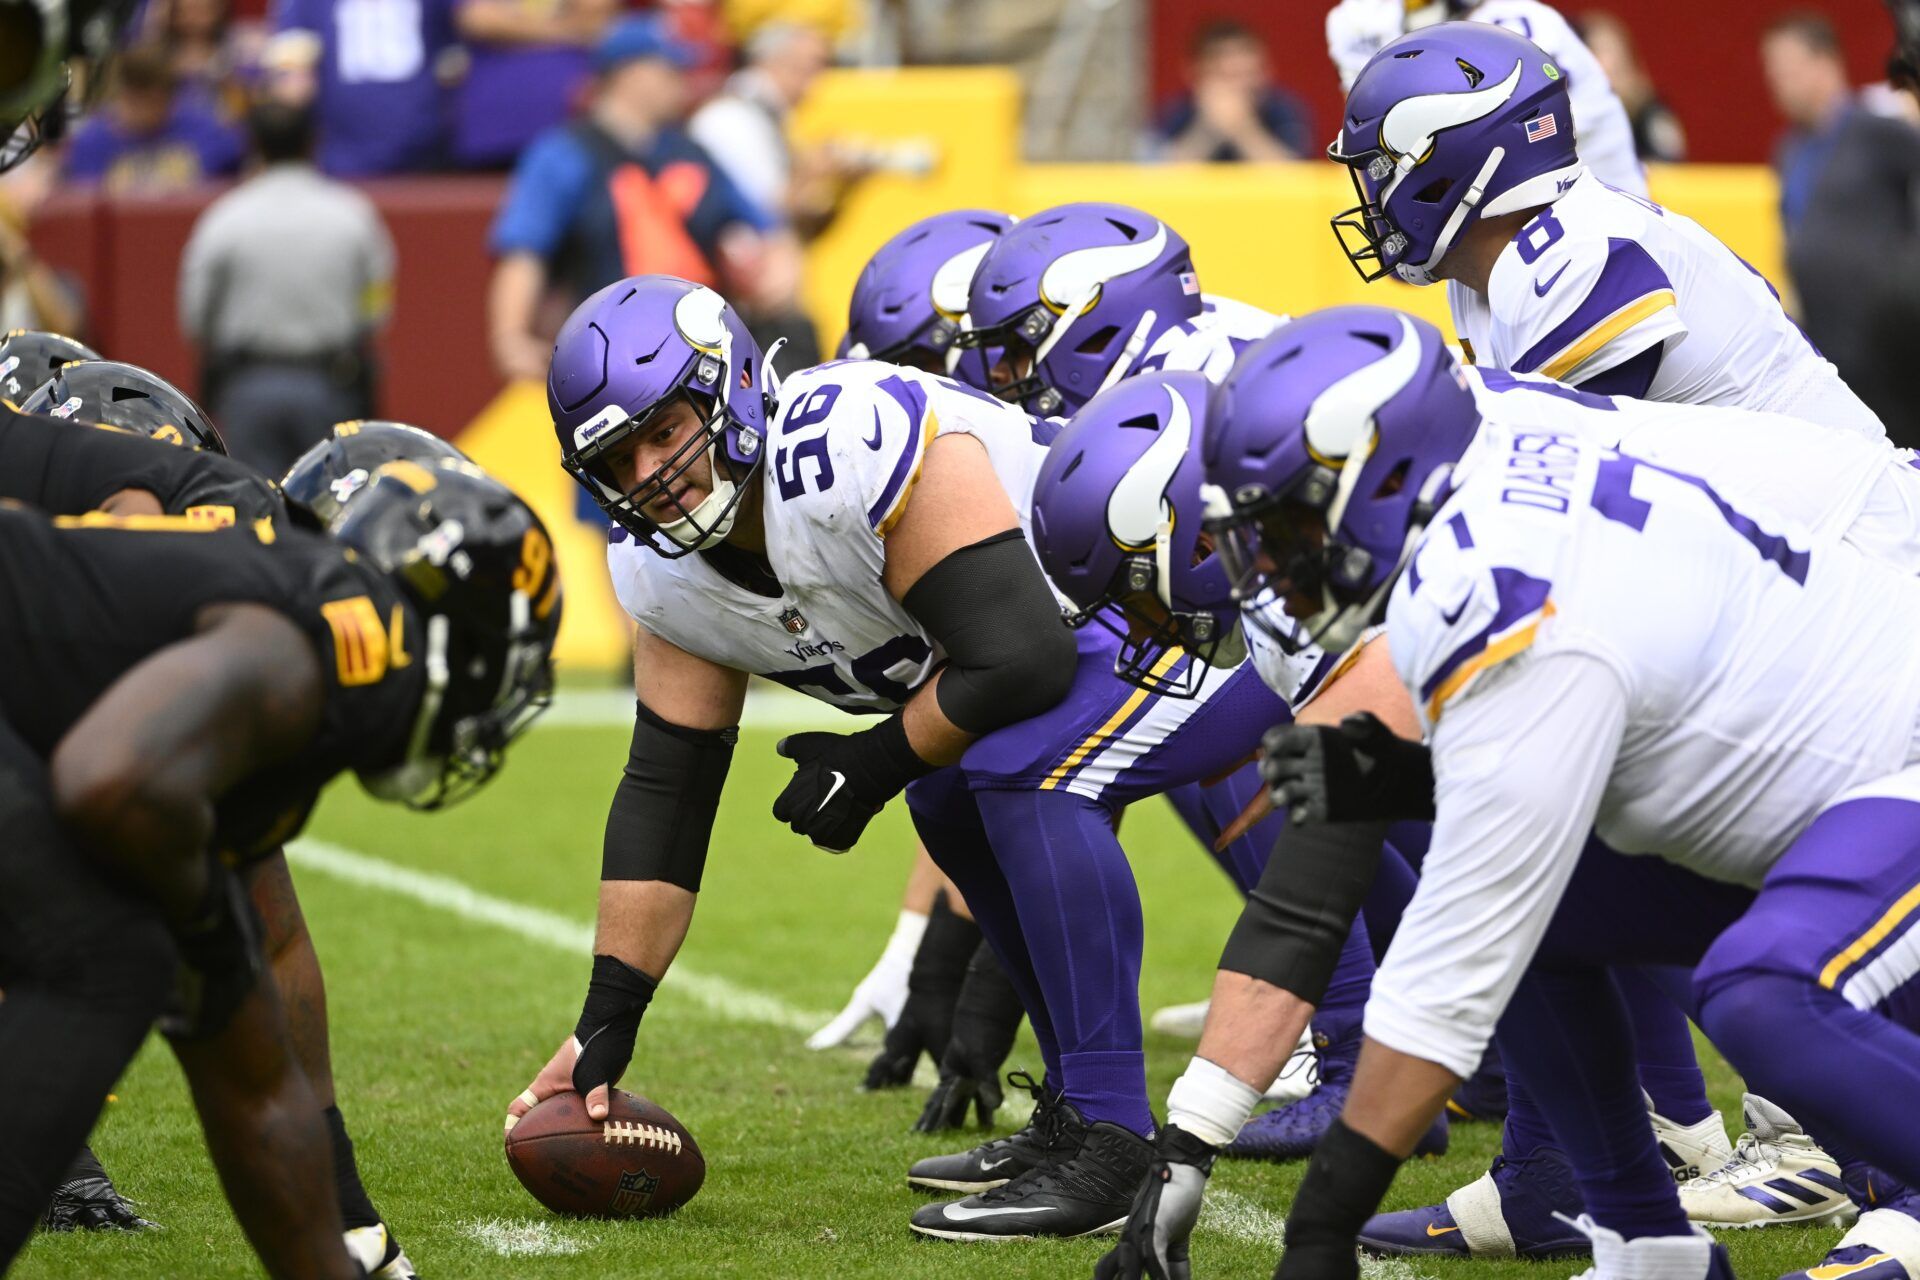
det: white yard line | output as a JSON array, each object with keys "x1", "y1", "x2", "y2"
[
  {"x1": 1202, "y1": 1190, "x2": 1433, "y2": 1279},
  {"x1": 461, "y1": 1217, "x2": 587, "y2": 1257},
  {"x1": 286, "y1": 838, "x2": 830, "y2": 1035}
]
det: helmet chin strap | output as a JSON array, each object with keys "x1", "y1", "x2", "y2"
[
  {"x1": 1395, "y1": 147, "x2": 1506, "y2": 287},
  {"x1": 1094, "y1": 309, "x2": 1159, "y2": 400}
]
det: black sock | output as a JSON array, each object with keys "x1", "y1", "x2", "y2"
[{"x1": 322, "y1": 1106, "x2": 385, "y2": 1233}]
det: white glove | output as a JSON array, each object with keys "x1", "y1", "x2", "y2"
[
  {"x1": 806, "y1": 909, "x2": 928, "y2": 1049},
  {"x1": 1326, "y1": 0, "x2": 1404, "y2": 91}
]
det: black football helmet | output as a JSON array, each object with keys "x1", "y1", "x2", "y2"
[
  {"x1": 0, "y1": 329, "x2": 99, "y2": 405},
  {"x1": 334, "y1": 459, "x2": 561, "y2": 810},
  {"x1": 281, "y1": 420, "x2": 472, "y2": 530},
  {"x1": 21, "y1": 359, "x2": 225, "y2": 453},
  {"x1": 2, "y1": 0, "x2": 140, "y2": 172}
]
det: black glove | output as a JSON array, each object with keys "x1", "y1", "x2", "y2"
[
  {"x1": 1094, "y1": 1124, "x2": 1218, "y2": 1280},
  {"x1": 572, "y1": 954, "x2": 658, "y2": 1099},
  {"x1": 865, "y1": 893, "x2": 979, "y2": 1090},
  {"x1": 1260, "y1": 713, "x2": 1436, "y2": 825},
  {"x1": 773, "y1": 714, "x2": 934, "y2": 853},
  {"x1": 159, "y1": 860, "x2": 264, "y2": 1041},
  {"x1": 913, "y1": 940, "x2": 1024, "y2": 1131}
]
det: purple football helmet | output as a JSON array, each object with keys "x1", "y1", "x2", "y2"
[
  {"x1": 1030, "y1": 370, "x2": 1243, "y2": 699},
  {"x1": 548, "y1": 275, "x2": 772, "y2": 557},
  {"x1": 844, "y1": 210, "x2": 1013, "y2": 388},
  {"x1": 1202, "y1": 305, "x2": 1481, "y2": 655},
  {"x1": 957, "y1": 202, "x2": 1202, "y2": 417},
  {"x1": 1329, "y1": 22, "x2": 1580, "y2": 285}
]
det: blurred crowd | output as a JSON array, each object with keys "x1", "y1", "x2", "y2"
[{"x1": 0, "y1": 0, "x2": 1914, "y2": 448}]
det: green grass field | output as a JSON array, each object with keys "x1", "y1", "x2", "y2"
[{"x1": 11, "y1": 699, "x2": 1848, "y2": 1279}]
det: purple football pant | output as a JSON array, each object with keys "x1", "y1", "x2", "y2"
[
  {"x1": 907, "y1": 632, "x2": 1295, "y2": 1137},
  {"x1": 1506, "y1": 803, "x2": 1920, "y2": 1235},
  {"x1": 1371, "y1": 830, "x2": 1727, "y2": 1237}
]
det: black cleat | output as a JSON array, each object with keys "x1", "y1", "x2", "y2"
[
  {"x1": 41, "y1": 1149, "x2": 157, "y2": 1233},
  {"x1": 910, "y1": 1112, "x2": 1153, "y2": 1242},
  {"x1": 907, "y1": 1072, "x2": 1074, "y2": 1194}
]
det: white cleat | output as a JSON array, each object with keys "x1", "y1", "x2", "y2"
[
  {"x1": 1677, "y1": 1094, "x2": 1854, "y2": 1229},
  {"x1": 1146, "y1": 1000, "x2": 1210, "y2": 1039},
  {"x1": 1564, "y1": 1214, "x2": 1734, "y2": 1280},
  {"x1": 1646, "y1": 1093, "x2": 1733, "y2": 1184}
]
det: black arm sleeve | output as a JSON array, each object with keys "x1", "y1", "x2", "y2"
[
  {"x1": 1218, "y1": 820, "x2": 1391, "y2": 1002},
  {"x1": 902, "y1": 529, "x2": 1078, "y2": 735},
  {"x1": 600, "y1": 698, "x2": 737, "y2": 892}
]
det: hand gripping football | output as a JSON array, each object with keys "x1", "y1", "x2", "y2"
[{"x1": 505, "y1": 1089, "x2": 705, "y2": 1218}]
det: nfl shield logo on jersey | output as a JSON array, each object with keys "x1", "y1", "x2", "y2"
[{"x1": 779, "y1": 606, "x2": 809, "y2": 635}]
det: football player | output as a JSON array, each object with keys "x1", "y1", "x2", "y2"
[
  {"x1": 510, "y1": 274, "x2": 1320, "y2": 1242},
  {"x1": 1330, "y1": 22, "x2": 1882, "y2": 435},
  {"x1": 1191, "y1": 307, "x2": 1920, "y2": 1280},
  {"x1": 0, "y1": 457, "x2": 559, "y2": 1274},
  {"x1": 1326, "y1": 17, "x2": 1884, "y2": 1248},
  {"x1": 958, "y1": 200, "x2": 1430, "y2": 1165},
  {"x1": 1094, "y1": 309, "x2": 1920, "y2": 1278},
  {"x1": 1324, "y1": 0, "x2": 1644, "y2": 197},
  {"x1": 0, "y1": 329, "x2": 99, "y2": 405}
]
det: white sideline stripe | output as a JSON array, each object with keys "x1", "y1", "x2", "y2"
[
  {"x1": 540, "y1": 686, "x2": 843, "y2": 731},
  {"x1": 463, "y1": 1217, "x2": 587, "y2": 1257},
  {"x1": 1201, "y1": 1191, "x2": 1431, "y2": 1279},
  {"x1": 285, "y1": 838, "x2": 830, "y2": 1035}
]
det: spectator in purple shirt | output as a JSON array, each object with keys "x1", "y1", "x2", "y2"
[
  {"x1": 265, "y1": 0, "x2": 458, "y2": 175},
  {"x1": 452, "y1": 0, "x2": 618, "y2": 170},
  {"x1": 63, "y1": 45, "x2": 246, "y2": 191}
]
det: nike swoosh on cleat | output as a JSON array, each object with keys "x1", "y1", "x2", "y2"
[
  {"x1": 1808, "y1": 1255, "x2": 1895, "y2": 1280},
  {"x1": 1425, "y1": 1224, "x2": 1460, "y2": 1237},
  {"x1": 978, "y1": 1157, "x2": 1012, "y2": 1172},
  {"x1": 818, "y1": 771, "x2": 847, "y2": 812},
  {"x1": 1533, "y1": 263, "x2": 1569, "y2": 296},
  {"x1": 941, "y1": 1204, "x2": 1061, "y2": 1222}
]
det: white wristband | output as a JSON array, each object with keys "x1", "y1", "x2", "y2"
[
  {"x1": 879, "y1": 908, "x2": 930, "y2": 966},
  {"x1": 1166, "y1": 1055, "x2": 1262, "y2": 1149}
]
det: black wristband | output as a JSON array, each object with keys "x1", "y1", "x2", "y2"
[
  {"x1": 842, "y1": 711, "x2": 938, "y2": 802},
  {"x1": 574, "y1": 953, "x2": 658, "y2": 1042},
  {"x1": 1278, "y1": 1119, "x2": 1402, "y2": 1279},
  {"x1": 572, "y1": 953, "x2": 659, "y2": 1098}
]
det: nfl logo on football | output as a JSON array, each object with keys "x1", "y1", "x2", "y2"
[{"x1": 611, "y1": 1169, "x2": 659, "y2": 1216}]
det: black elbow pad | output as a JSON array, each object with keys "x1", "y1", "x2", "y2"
[
  {"x1": 601, "y1": 699, "x2": 736, "y2": 892},
  {"x1": 903, "y1": 529, "x2": 1078, "y2": 735},
  {"x1": 1219, "y1": 820, "x2": 1391, "y2": 1002}
]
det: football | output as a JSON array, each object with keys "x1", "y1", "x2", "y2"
[{"x1": 505, "y1": 1090, "x2": 705, "y2": 1219}]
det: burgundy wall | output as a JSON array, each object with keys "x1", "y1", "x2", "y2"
[
  {"x1": 1148, "y1": 0, "x2": 1896, "y2": 164},
  {"x1": 29, "y1": 176, "x2": 507, "y2": 439}
]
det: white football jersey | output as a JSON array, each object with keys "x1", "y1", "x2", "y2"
[
  {"x1": 1135, "y1": 294, "x2": 1286, "y2": 386},
  {"x1": 1450, "y1": 173, "x2": 1884, "y2": 438},
  {"x1": 609, "y1": 361, "x2": 1053, "y2": 715},
  {"x1": 1466, "y1": 369, "x2": 1920, "y2": 569},
  {"x1": 1325, "y1": 0, "x2": 1644, "y2": 195},
  {"x1": 1392, "y1": 423, "x2": 1920, "y2": 887},
  {"x1": 1126, "y1": 293, "x2": 1330, "y2": 705}
]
